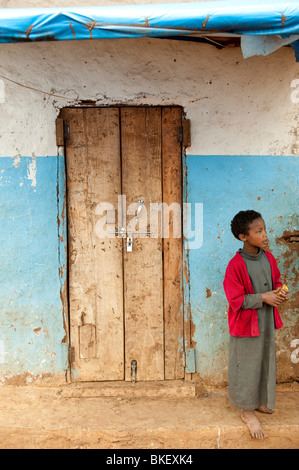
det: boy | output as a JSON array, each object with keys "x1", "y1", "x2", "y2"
[{"x1": 223, "y1": 210, "x2": 288, "y2": 439}]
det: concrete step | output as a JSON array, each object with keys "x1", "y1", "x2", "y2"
[
  {"x1": 60, "y1": 380, "x2": 202, "y2": 398},
  {"x1": 0, "y1": 382, "x2": 298, "y2": 449}
]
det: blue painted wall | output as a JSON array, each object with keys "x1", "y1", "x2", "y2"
[
  {"x1": 186, "y1": 155, "x2": 298, "y2": 383},
  {"x1": 0, "y1": 156, "x2": 67, "y2": 383},
  {"x1": 0, "y1": 152, "x2": 297, "y2": 385}
]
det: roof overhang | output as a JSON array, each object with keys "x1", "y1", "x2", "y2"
[{"x1": 0, "y1": 0, "x2": 299, "y2": 60}]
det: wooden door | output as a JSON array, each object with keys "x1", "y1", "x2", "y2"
[{"x1": 61, "y1": 107, "x2": 184, "y2": 382}]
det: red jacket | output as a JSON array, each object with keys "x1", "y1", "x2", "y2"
[{"x1": 223, "y1": 250, "x2": 283, "y2": 337}]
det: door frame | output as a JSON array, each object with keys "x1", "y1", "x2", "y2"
[{"x1": 56, "y1": 105, "x2": 192, "y2": 382}]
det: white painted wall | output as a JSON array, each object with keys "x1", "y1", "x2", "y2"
[{"x1": 0, "y1": 38, "x2": 298, "y2": 158}]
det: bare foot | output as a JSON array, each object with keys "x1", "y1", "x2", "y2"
[
  {"x1": 241, "y1": 410, "x2": 268, "y2": 439},
  {"x1": 256, "y1": 405, "x2": 273, "y2": 414}
]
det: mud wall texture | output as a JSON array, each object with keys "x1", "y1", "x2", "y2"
[{"x1": 0, "y1": 37, "x2": 298, "y2": 385}]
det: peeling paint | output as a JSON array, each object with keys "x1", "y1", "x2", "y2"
[
  {"x1": 12, "y1": 154, "x2": 21, "y2": 168},
  {"x1": 27, "y1": 154, "x2": 37, "y2": 187},
  {"x1": 206, "y1": 288, "x2": 212, "y2": 298}
]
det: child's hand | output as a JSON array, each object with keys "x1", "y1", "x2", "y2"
[
  {"x1": 262, "y1": 289, "x2": 288, "y2": 307},
  {"x1": 276, "y1": 285, "x2": 289, "y2": 298}
]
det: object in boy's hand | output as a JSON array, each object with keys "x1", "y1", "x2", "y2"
[{"x1": 276, "y1": 285, "x2": 289, "y2": 296}]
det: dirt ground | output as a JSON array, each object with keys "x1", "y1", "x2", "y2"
[{"x1": 0, "y1": 380, "x2": 298, "y2": 449}]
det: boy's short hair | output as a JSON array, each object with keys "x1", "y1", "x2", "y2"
[{"x1": 231, "y1": 210, "x2": 262, "y2": 240}]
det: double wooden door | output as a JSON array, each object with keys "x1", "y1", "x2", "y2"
[{"x1": 61, "y1": 107, "x2": 184, "y2": 382}]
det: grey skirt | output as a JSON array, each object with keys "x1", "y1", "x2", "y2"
[{"x1": 228, "y1": 305, "x2": 276, "y2": 410}]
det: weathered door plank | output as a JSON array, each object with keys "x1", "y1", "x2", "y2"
[
  {"x1": 121, "y1": 107, "x2": 164, "y2": 381},
  {"x1": 64, "y1": 107, "x2": 124, "y2": 381},
  {"x1": 162, "y1": 107, "x2": 184, "y2": 379}
]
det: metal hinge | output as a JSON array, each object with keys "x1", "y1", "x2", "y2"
[{"x1": 177, "y1": 119, "x2": 191, "y2": 147}]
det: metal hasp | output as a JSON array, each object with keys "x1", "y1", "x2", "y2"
[
  {"x1": 134, "y1": 199, "x2": 144, "y2": 222},
  {"x1": 131, "y1": 359, "x2": 137, "y2": 383},
  {"x1": 127, "y1": 200, "x2": 144, "y2": 252}
]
